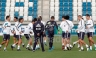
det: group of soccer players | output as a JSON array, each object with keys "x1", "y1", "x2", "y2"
[{"x1": 0, "y1": 14, "x2": 96, "y2": 52}]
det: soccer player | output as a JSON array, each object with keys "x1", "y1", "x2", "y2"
[
  {"x1": 76, "y1": 15, "x2": 89, "y2": 51},
  {"x1": 45, "y1": 16, "x2": 58, "y2": 51},
  {"x1": 0, "y1": 15, "x2": 11, "y2": 51},
  {"x1": 60, "y1": 16, "x2": 70, "y2": 50},
  {"x1": 65, "y1": 15, "x2": 74, "y2": 50},
  {"x1": 35, "y1": 16, "x2": 47, "y2": 49},
  {"x1": 33, "y1": 18, "x2": 45, "y2": 52},
  {"x1": 11, "y1": 18, "x2": 24, "y2": 51},
  {"x1": 39, "y1": 16, "x2": 47, "y2": 45},
  {"x1": 85, "y1": 14, "x2": 96, "y2": 51},
  {"x1": 11, "y1": 17, "x2": 18, "y2": 47},
  {"x1": 24, "y1": 19, "x2": 35, "y2": 50}
]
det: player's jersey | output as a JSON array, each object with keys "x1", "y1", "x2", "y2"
[
  {"x1": 2, "y1": 21, "x2": 11, "y2": 34},
  {"x1": 60, "y1": 21, "x2": 69, "y2": 33},
  {"x1": 45, "y1": 21, "x2": 58, "y2": 32},
  {"x1": 24, "y1": 23, "x2": 33, "y2": 34},
  {"x1": 66, "y1": 20, "x2": 74, "y2": 32},
  {"x1": 11, "y1": 21, "x2": 18, "y2": 33},
  {"x1": 86, "y1": 19, "x2": 95, "y2": 32},
  {"x1": 15, "y1": 22, "x2": 22, "y2": 35},
  {"x1": 77, "y1": 19, "x2": 85, "y2": 32}
]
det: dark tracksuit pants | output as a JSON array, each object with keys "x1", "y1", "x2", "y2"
[
  {"x1": 33, "y1": 34, "x2": 45, "y2": 51},
  {"x1": 48, "y1": 31, "x2": 54, "y2": 49}
]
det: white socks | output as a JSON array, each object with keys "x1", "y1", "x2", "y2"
[
  {"x1": 67, "y1": 44, "x2": 70, "y2": 47},
  {"x1": 4, "y1": 47, "x2": 6, "y2": 50},
  {"x1": 73, "y1": 41, "x2": 78, "y2": 45},
  {"x1": 26, "y1": 44, "x2": 30, "y2": 48},
  {"x1": 12, "y1": 44, "x2": 16, "y2": 48},
  {"x1": 77, "y1": 44, "x2": 80, "y2": 48},
  {"x1": 44, "y1": 40, "x2": 46, "y2": 43},
  {"x1": 90, "y1": 46, "x2": 92, "y2": 50},
  {"x1": 81, "y1": 46, "x2": 84, "y2": 50},
  {"x1": 86, "y1": 44, "x2": 88, "y2": 48},
  {"x1": 0, "y1": 45, "x2": 2, "y2": 48},
  {"x1": 94, "y1": 44, "x2": 96, "y2": 47},
  {"x1": 30, "y1": 45, "x2": 33, "y2": 50},
  {"x1": 17, "y1": 45, "x2": 20, "y2": 50}
]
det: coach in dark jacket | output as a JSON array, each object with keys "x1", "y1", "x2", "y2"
[{"x1": 33, "y1": 18, "x2": 45, "y2": 52}]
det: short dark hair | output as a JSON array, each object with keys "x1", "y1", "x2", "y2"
[
  {"x1": 62, "y1": 16, "x2": 66, "y2": 19},
  {"x1": 19, "y1": 18, "x2": 23, "y2": 22},
  {"x1": 6, "y1": 15, "x2": 10, "y2": 19},
  {"x1": 33, "y1": 18, "x2": 37, "y2": 22},
  {"x1": 14, "y1": 17, "x2": 18, "y2": 19},
  {"x1": 86, "y1": 14, "x2": 90, "y2": 17},
  {"x1": 51, "y1": 16, "x2": 55, "y2": 19},
  {"x1": 65, "y1": 15, "x2": 69, "y2": 20},
  {"x1": 39, "y1": 16, "x2": 42, "y2": 20}
]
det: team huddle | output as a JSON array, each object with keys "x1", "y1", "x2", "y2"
[{"x1": 0, "y1": 14, "x2": 96, "y2": 52}]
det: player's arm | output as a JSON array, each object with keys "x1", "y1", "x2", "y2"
[
  {"x1": 87, "y1": 20, "x2": 94, "y2": 28},
  {"x1": 40, "y1": 24, "x2": 44, "y2": 34},
  {"x1": 33, "y1": 24, "x2": 37, "y2": 34},
  {"x1": 77, "y1": 21, "x2": 83, "y2": 31},
  {"x1": 45, "y1": 21, "x2": 49, "y2": 30},
  {"x1": 70, "y1": 21, "x2": 74, "y2": 29},
  {"x1": 2, "y1": 22, "x2": 7, "y2": 29}
]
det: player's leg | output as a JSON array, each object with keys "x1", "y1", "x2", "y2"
[
  {"x1": 11, "y1": 35, "x2": 18, "y2": 49},
  {"x1": 61, "y1": 32, "x2": 65, "y2": 50},
  {"x1": 13, "y1": 34, "x2": 17, "y2": 43},
  {"x1": 62, "y1": 38, "x2": 65, "y2": 50},
  {"x1": 78, "y1": 32, "x2": 84, "y2": 51},
  {"x1": 48, "y1": 33, "x2": 51, "y2": 50},
  {"x1": 80, "y1": 32, "x2": 89, "y2": 51},
  {"x1": 29, "y1": 38, "x2": 33, "y2": 50},
  {"x1": 17, "y1": 35, "x2": 22, "y2": 51},
  {"x1": 88, "y1": 32, "x2": 96, "y2": 50},
  {"x1": 66, "y1": 33, "x2": 72, "y2": 50},
  {"x1": 40, "y1": 35, "x2": 45, "y2": 52},
  {"x1": 73, "y1": 33, "x2": 80, "y2": 48},
  {"x1": 36, "y1": 41, "x2": 40, "y2": 50},
  {"x1": 0, "y1": 34, "x2": 7, "y2": 49},
  {"x1": 4, "y1": 34, "x2": 10, "y2": 51},
  {"x1": 64, "y1": 33, "x2": 68, "y2": 51},
  {"x1": 33, "y1": 35, "x2": 38, "y2": 52},
  {"x1": 43, "y1": 33, "x2": 47, "y2": 46}
]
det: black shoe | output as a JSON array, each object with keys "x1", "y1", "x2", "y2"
[
  {"x1": 11, "y1": 45, "x2": 14, "y2": 50},
  {"x1": 79, "y1": 49, "x2": 84, "y2": 51},
  {"x1": 32, "y1": 50, "x2": 35, "y2": 52},
  {"x1": 42, "y1": 50, "x2": 45, "y2": 52},
  {"x1": 67, "y1": 47, "x2": 70, "y2": 50},
  {"x1": 73, "y1": 44, "x2": 75, "y2": 47},
  {"x1": 17, "y1": 49, "x2": 21, "y2": 51},
  {"x1": 22, "y1": 44, "x2": 25, "y2": 48},
  {"x1": 28, "y1": 48, "x2": 31, "y2": 51}
]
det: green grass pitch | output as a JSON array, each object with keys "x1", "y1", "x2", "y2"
[{"x1": 0, "y1": 35, "x2": 96, "y2": 58}]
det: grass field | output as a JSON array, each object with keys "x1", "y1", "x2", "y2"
[{"x1": 0, "y1": 35, "x2": 96, "y2": 58}]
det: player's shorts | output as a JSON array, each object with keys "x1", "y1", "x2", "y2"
[
  {"x1": 13, "y1": 34, "x2": 17, "y2": 38},
  {"x1": 24, "y1": 34, "x2": 31, "y2": 40},
  {"x1": 15, "y1": 35, "x2": 22, "y2": 40},
  {"x1": 62, "y1": 32, "x2": 70, "y2": 39},
  {"x1": 3, "y1": 34, "x2": 10, "y2": 41},
  {"x1": 87, "y1": 32, "x2": 94, "y2": 38},
  {"x1": 78, "y1": 32, "x2": 85, "y2": 40}
]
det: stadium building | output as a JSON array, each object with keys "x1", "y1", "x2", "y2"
[{"x1": 0, "y1": 0, "x2": 96, "y2": 35}]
